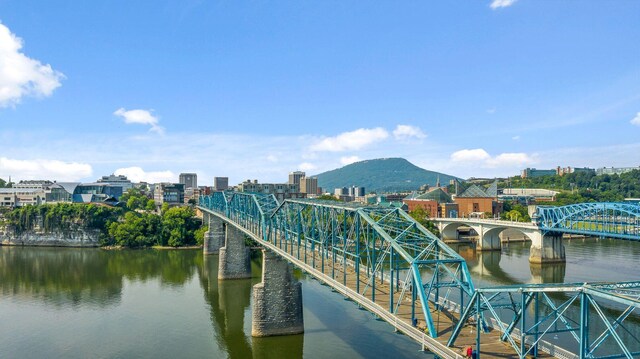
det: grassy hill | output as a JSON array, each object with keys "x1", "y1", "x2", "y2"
[{"x1": 314, "y1": 158, "x2": 460, "y2": 194}]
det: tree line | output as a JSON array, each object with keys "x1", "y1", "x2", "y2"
[{"x1": 1, "y1": 188, "x2": 205, "y2": 248}]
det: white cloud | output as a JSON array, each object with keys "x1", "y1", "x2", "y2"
[
  {"x1": 487, "y1": 108, "x2": 497, "y2": 114},
  {"x1": 310, "y1": 127, "x2": 389, "y2": 152},
  {"x1": 0, "y1": 157, "x2": 91, "y2": 181},
  {"x1": 114, "y1": 167, "x2": 175, "y2": 183},
  {"x1": 450, "y1": 149, "x2": 536, "y2": 168},
  {"x1": 266, "y1": 154, "x2": 278, "y2": 162},
  {"x1": 114, "y1": 108, "x2": 164, "y2": 134},
  {"x1": 490, "y1": 0, "x2": 517, "y2": 9},
  {"x1": 512, "y1": 135, "x2": 520, "y2": 140},
  {"x1": 488, "y1": 152, "x2": 535, "y2": 167},
  {"x1": 340, "y1": 156, "x2": 360, "y2": 166},
  {"x1": 298, "y1": 162, "x2": 317, "y2": 171},
  {"x1": 450, "y1": 148, "x2": 491, "y2": 162},
  {"x1": 393, "y1": 125, "x2": 427, "y2": 141},
  {"x1": 631, "y1": 112, "x2": 640, "y2": 126},
  {"x1": 0, "y1": 22, "x2": 64, "y2": 108}
]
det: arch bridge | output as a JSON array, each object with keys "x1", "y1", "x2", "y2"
[{"x1": 434, "y1": 202, "x2": 640, "y2": 264}]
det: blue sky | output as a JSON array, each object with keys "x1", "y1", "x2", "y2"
[{"x1": 0, "y1": 0, "x2": 639, "y2": 185}]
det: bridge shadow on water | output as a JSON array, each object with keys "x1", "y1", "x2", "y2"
[
  {"x1": 455, "y1": 243, "x2": 566, "y2": 285},
  {"x1": 197, "y1": 254, "x2": 304, "y2": 359},
  {"x1": 196, "y1": 251, "x2": 426, "y2": 359}
]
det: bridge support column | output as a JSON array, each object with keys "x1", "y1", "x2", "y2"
[
  {"x1": 218, "y1": 225, "x2": 252, "y2": 280},
  {"x1": 252, "y1": 250, "x2": 304, "y2": 337},
  {"x1": 529, "y1": 232, "x2": 565, "y2": 264},
  {"x1": 204, "y1": 215, "x2": 225, "y2": 255},
  {"x1": 477, "y1": 227, "x2": 502, "y2": 251}
]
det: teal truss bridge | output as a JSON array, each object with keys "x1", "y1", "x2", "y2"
[
  {"x1": 198, "y1": 192, "x2": 640, "y2": 359},
  {"x1": 535, "y1": 202, "x2": 640, "y2": 240}
]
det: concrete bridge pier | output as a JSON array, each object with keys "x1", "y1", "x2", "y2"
[
  {"x1": 529, "y1": 231, "x2": 566, "y2": 264},
  {"x1": 218, "y1": 225, "x2": 252, "y2": 280},
  {"x1": 477, "y1": 226, "x2": 502, "y2": 251},
  {"x1": 204, "y1": 215, "x2": 225, "y2": 255},
  {"x1": 252, "y1": 249, "x2": 304, "y2": 337}
]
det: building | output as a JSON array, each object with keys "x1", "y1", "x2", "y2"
[
  {"x1": 403, "y1": 187, "x2": 454, "y2": 218},
  {"x1": 521, "y1": 168, "x2": 557, "y2": 178},
  {"x1": 347, "y1": 186, "x2": 365, "y2": 198},
  {"x1": 73, "y1": 183, "x2": 123, "y2": 203},
  {"x1": 97, "y1": 174, "x2": 133, "y2": 193},
  {"x1": 288, "y1": 171, "x2": 305, "y2": 187},
  {"x1": 213, "y1": 177, "x2": 229, "y2": 191},
  {"x1": 556, "y1": 166, "x2": 595, "y2": 176},
  {"x1": 14, "y1": 180, "x2": 54, "y2": 190},
  {"x1": 154, "y1": 183, "x2": 185, "y2": 205},
  {"x1": 185, "y1": 186, "x2": 202, "y2": 204},
  {"x1": 179, "y1": 173, "x2": 197, "y2": 189},
  {"x1": 0, "y1": 188, "x2": 45, "y2": 207},
  {"x1": 596, "y1": 166, "x2": 640, "y2": 176},
  {"x1": 299, "y1": 177, "x2": 318, "y2": 196},
  {"x1": 237, "y1": 180, "x2": 305, "y2": 202},
  {"x1": 500, "y1": 188, "x2": 558, "y2": 203},
  {"x1": 453, "y1": 182, "x2": 503, "y2": 218}
]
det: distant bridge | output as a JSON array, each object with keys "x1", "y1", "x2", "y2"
[
  {"x1": 198, "y1": 193, "x2": 640, "y2": 358},
  {"x1": 434, "y1": 202, "x2": 640, "y2": 264}
]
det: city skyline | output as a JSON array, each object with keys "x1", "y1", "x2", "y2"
[{"x1": 1, "y1": 1, "x2": 639, "y2": 184}]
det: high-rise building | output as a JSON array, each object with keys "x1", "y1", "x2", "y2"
[
  {"x1": 179, "y1": 173, "x2": 197, "y2": 189},
  {"x1": 288, "y1": 171, "x2": 305, "y2": 187},
  {"x1": 299, "y1": 177, "x2": 318, "y2": 195},
  {"x1": 213, "y1": 177, "x2": 229, "y2": 191}
]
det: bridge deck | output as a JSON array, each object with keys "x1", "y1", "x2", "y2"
[{"x1": 261, "y1": 227, "x2": 556, "y2": 359}]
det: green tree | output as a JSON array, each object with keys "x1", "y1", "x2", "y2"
[{"x1": 408, "y1": 207, "x2": 440, "y2": 237}]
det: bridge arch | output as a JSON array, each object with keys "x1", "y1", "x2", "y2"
[
  {"x1": 440, "y1": 222, "x2": 482, "y2": 241},
  {"x1": 482, "y1": 226, "x2": 535, "y2": 248}
]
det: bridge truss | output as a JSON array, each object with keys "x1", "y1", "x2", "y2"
[
  {"x1": 536, "y1": 202, "x2": 640, "y2": 240},
  {"x1": 200, "y1": 192, "x2": 640, "y2": 358}
]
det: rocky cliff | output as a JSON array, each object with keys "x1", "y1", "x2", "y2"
[{"x1": 0, "y1": 224, "x2": 102, "y2": 247}]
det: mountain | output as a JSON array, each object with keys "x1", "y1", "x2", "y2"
[{"x1": 314, "y1": 158, "x2": 461, "y2": 194}]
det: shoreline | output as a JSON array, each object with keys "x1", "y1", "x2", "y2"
[{"x1": 0, "y1": 242, "x2": 203, "y2": 250}]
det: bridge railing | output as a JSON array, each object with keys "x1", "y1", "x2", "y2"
[
  {"x1": 200, "y1": 193, "x2": 476, "y2": 341},
  {"x1": 199, "y1": 193, "x2": 640, "y2": 358},
  {"x1": 449, "y1": 281, "x2": 640, "y2": 359}
]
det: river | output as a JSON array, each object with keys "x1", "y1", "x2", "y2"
[{"x1": 0, "y1": 237, "x2": 638, "y2": 358}]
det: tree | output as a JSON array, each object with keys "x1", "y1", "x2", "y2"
[{"x1": 409, "y1": 207, "x2": 440, "y2": 237}]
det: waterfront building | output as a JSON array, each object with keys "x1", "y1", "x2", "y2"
[
  {"x1": 213, "y1": 177, "x2": 229, "y2": 191},
  {"x1": 453, "y1": 182, "x2": 503, "y2": 218},
  {"x1": 0, "y1": 188, "x2": 45, "y2": 207},
  {"x1": 14, "y1": 180, "x2": 54, "y2": 190},
  {"x1": 179, "y1": 173, "x2": 197, "y2": 189},
  {"x1": 73, "y1": 183, "x2": 123, "y2": 203},
  {"x1": 403, "y1": 187, "x2": 454, "y2": 218},
  {"x1": 97, "y1": 174, "x2": 133, "y2": 192}
]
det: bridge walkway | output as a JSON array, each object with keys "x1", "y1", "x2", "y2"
[{"x1": 243, "y1": 221, "x2": 555, "y2": 359}]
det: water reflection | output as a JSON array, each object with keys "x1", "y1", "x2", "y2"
[
  {"x1": 198, "y1": 255, "x2": 304, "y2": 359},
  {"x1": 529, "y1": 263, "x2": 566, "y2": 284},
  {"x1": 0, "y1": 246, "x2": 199, "y2": 307}
]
